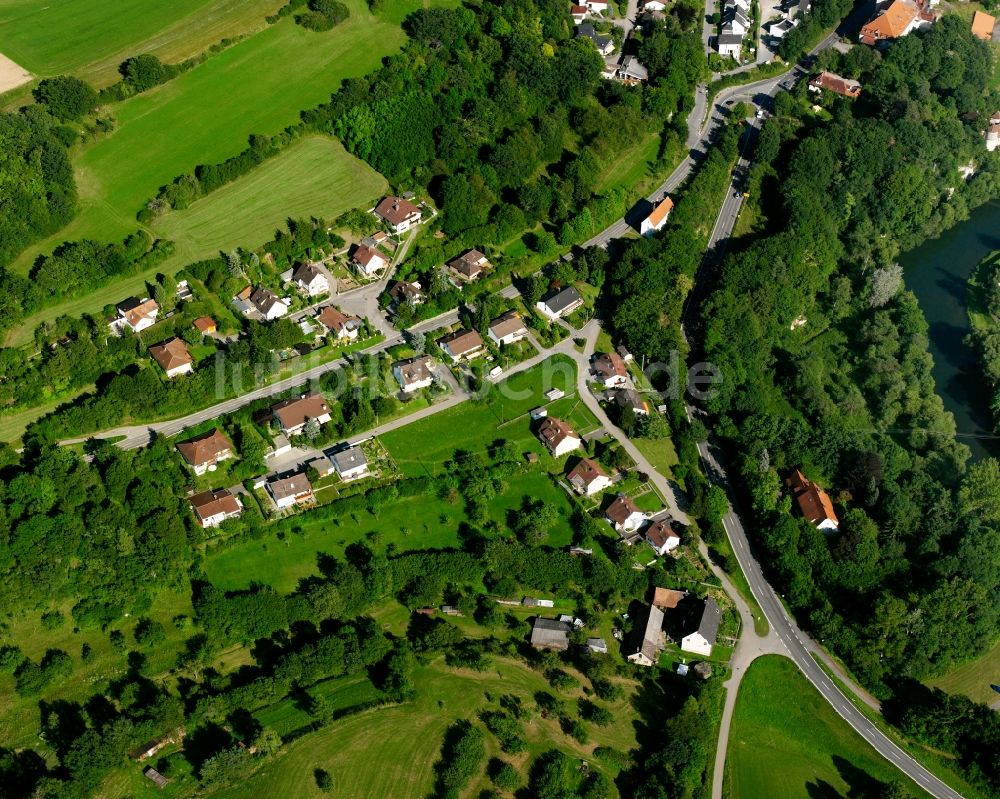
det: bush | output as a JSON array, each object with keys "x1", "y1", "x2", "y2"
[
  {"x1": 41, "y1": 611, "x2": 64, "y2": 630},
  {"x1": 120, "y1": 54, "x2": 174, "y2": 92},
  {"x1": 134, "y1": 618, "x2": 167, "y2": 648},
  {"x1": 33, "y1": 76, "x2": 98, "y2": 120},
  {"x1": 314, "y1": 768, "x2": 334, "y2": 792},
  {"x1": 0, "y1": 645, "x2": 24, "y2": 672},
  {"x1": 489, "y1": 758, "x2": 521, "y2": 791}
]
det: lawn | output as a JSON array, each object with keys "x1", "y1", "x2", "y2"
[
  {"x1": 153, "y1": 136, "x2": 387, "y2": 273},
  {"x1": 926, "y1": 638, "x2": 1000, "y2": 706},
  {"x1": 0, "y1": 0, "x2": 283, "y2": 85},
  {"x1": 727, "y1": 655, "x2": 930, "y2": 799},
  {"x1": 209, "y1": 655, "x2": 639, "y2": 799}
]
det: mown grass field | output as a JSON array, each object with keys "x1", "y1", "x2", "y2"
[
  {"x1": 0, "y1": 0, "x2": 284, "y2": 87},
  {"x1": 208, "y1": 656, "x2": 639, "y2": 799},
  {"x1": 153, "y1": 135, "x2": 387, "y2": 267},
  {"x1": 727, "y1": 656, "x2": 930, "y2": 799},
  {"x1": 926, "y1": 638, "x2": 1000, "y2": 706}
]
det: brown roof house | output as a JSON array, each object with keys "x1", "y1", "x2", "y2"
[
  {"x1": 972, "y1": 10, "x2": 996, "y2": 41},
  {"x1": 605, "y1": 494, "x2": 648, "y2": 535},
  {"x1": 177, "y1": 429, "x2": 233, "y2": 476},
  {"x1": 374, "y1": 196, "x2": 422, "y2": 233},
  {"x1": 808, "y1": 71, "x2": 862, "y2": 99},
  {"x1": 393, "y1": 355, "x2": 434, "y2": 393},
  {"x1": 786, "y1": 470, "x2": 839, "y2": 531},
  {"x1": 190, "y1": 488, "x2": 243, "y2": 529},
  {"x1": 592, "y1": 351, "x2": 628, "y2": 388},
  {"x1": 529, "y1": 617, "x2": 571, "y2": 651},
  {"x1": 389, "y1": 280, "x2": 423, "y2": 307},
  {"x1": 646, "y1": 520, "x2": 681, "y2": 556},
  {"x1": 112, "y1": 297, "x2": 159, "y2": 334},
  {"x1": 352, "y1": 243, "x2": 388, "y2": 277},
  {"x1": 192, "y1": 316, "x2": 216, "y2": 335},
  {"x1": 488, "y1": 310, "x2": 528, "y2": 346},
  {"x1": 640, "y1": 196, "x2": 674, "y2": 236},
  {"x1": 290, "y1": 262, "x2": 329, "y2": 297},
  {"x1": 438, "y1": 328, "x2": 484, "y2": 362},
  {"x1": 271, "y1": 392, "x2": 332, "y2": 436},
  {"x1": 567, "y1": 457, "x2": 613, "y2": 496},
  {"x1": 267, "y1": 472, "x2": 314, "y2": 509},
  {"x1": 316, "y1": 306, "x2": 363, "y2": 342},
  {"x1": 149, "y1": 338, "x2": 194, "y2": 379},
  {"x1": 652, "y1": 587, "x2": 686, "y2": 609},
  {"x1": 446, "y1": 249, "x2": 491, "y2": 284},
  {"x1": 626, "y1": 604, "x2": 665, "y2": 667},
  {"x1": 537, "y1": 417, "x2": 582, "y2": 458}
]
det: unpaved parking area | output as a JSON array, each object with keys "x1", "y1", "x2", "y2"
[{"x1": 0, "y1": 53, "x2": 32, "y2": 93}]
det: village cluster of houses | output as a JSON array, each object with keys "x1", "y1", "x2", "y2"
[
  {"x1": 570, "y1": 1, "x2": 665, "y2": 85},
  {"x1": 529, "y1": 586, "x2": 721, "y2": 667}
]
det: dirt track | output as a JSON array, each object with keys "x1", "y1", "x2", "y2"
[{"x1": 0, "y1": 53, "x2": 32, "y2": 94}]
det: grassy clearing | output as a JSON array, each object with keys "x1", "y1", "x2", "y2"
[
  {"x1": 153, "y1": 135, "x2": 387, "y2": 269},
  {"x1": 926, "y1": 638, "x2": 1000, "y2": 707},
  {"x1": 0, "y1": 0, "x2": 283, "y2": 82},
  {"x1": 595, "y1": 130, "x2": 663, "y2": 196},
  {"x1": 727, "y1": 655, "x2": 929, "y2": 799},
  {"x1": 209, "y1": 655, "x2": 639, "y2": 799}
]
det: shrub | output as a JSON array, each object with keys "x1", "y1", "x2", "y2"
[
  {"x1": 33, "y1": 76, "x2": 98, "y2": 120},
  {"x1": 41, "y1": 611, "x2": 64, "y2": 630}
]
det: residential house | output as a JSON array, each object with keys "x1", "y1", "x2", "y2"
[
  {"x1": 725, "y1": 7, "x2": 751, "y2": 35},
  {"x1": 575, "y1": 23, "x2": 615, "y2": 55},
  {"x1": 615, "y1": 55, "x2": 649, "y2": 84},
  {"x1": 316, "y1": 306, "x2": 363, "y2": 341},
  {"x1": 808, "y1": 71, "x2": 862, "y2": 99},
  {"x1": 615, "y1": 387, "x2": 649, "y2": 416},
  {"x1": 972, "y1": 10, "x2": 996, "y2": 41},
  {"x1": 374, "y1": 196, "x2": 422, "y2": 233},
  {"x1": 393, "y1": 355, "x2": 435, "y2": 393},
  {"x1": 446, "y1": 249, "x2": 491, "y2": 284},
  {"x1": 537, "y1": 417, "x2": 583, "y2": 457},
  {"x1": 290, "y1": 262, "x2": 329, "y2": 297},
  {"x1": 192, "y1": 316, "x2": 216, "y2": 336},
  {"x1": 438, "y1": 328, "x2": 485, "y2": 361},
  {"x1": 536, "y1": 286, "x2": 584, "y2": 319},
  {"x1": 352, "y1": 243, "x2": 388, "y2": 276},
  {"x1": 530, "y1": 617, "x2": 571, "y2": 651},
  {"x1": 331, "y1": 446, "x2": 369, "y2": 481},
  {"x1": 643, "y1": 0, "x2": 668, "y2": 10},
  {"x1": 785, "y1": 469, "x2": 839, "y2": 531},
  {"x1": 718, "y1": 32, "x2": 744, "y2": 58},
  {"x1": 652, "y1": 587, "x2": 686, "y2": 609},
  {"x1": 189, "y1": 488, "x2": 243, "y2": 529},
  {"x1": 271, "y1": 392, "x2": 332, "y2": 436},
  {"x1": 176, "y1": 429, "x2": 233, "y2": 475},
  {"x1": 605, "y1": 494, "x2": 648, "y2": 535},
  {"x1": 625, "y1": 604, "x2": 665, "y2": 666},
  {"x1": 232, "y1": 286, "x2": 255, "y2": 316},
  {"x1": 250, "y1": 287, "x2": 288, "y2": 320},
  {"x1": 389, "y1": 280, "x2": 423, "y2": 307},
  {"x1": 592, "y1": 351, "x2": 629, "y2": 388},
  {"x1": 640, "y1": 195, "x2": 674, "y2": 236},
  {"x1": 680, "y1": 597, "x2": 721, "y2": 656},
  {"x1": 767, "y1": 17, "x2": 797, "y2": 39},
  {"x1": 113, "y1": 297, "x2": 159, "y2": 334},
  {"x1": 570, "y1": 3, "x2": 589, "y2": 23},
  {"x1": 859, "y1": 0, "x2": 933, "y2": 47},
  {"x1": 646, "y1": 520, "x2": 681, "y2": 556},
  {"x1": 149, "y1": 338, "x2": 194, "y2": 379},
  {"x1": 267, "y1": 473, "x2": 314, "y2": 509},
  {"x1": 567, "y1": 457, "x2": 613, "y2": 496},
  {"x1": 488, "y1": 310, "x2": 528, "y2": 346}
]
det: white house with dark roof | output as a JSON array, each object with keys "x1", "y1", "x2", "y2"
[
  {"x1": 393, "y1": 356, "x2": 435, "y2": 393},
  {"x1": 176, "y1": 429, "x2": 233, "y2": 475},
  {"x1": 567, "y1": 457, "x2": 612, "y2": 496},
  {"x1": 537, "y1": 417, "x2": 582, "y2": 457},
  {"x1": 680, "y1": 597, "x2": 721, "y2": 656},
  {"x1": 646, "y1": 520, "x2": 680, "y2": 556},
  {"x1": 290, "y1": 263, "x2": 329, "y2": 297},
  {"x1": 352, "y1": 244, "x2": 388, "y2": 276},
  {"x1": 331, "y1": 446, "x2": 369, "y2": 481},
  {"x1": 537, "y1": 286, "x2": 584, "y2": 320},
  {"x1": 605, "y1": 494, "x2": 648, "y2": 535}
]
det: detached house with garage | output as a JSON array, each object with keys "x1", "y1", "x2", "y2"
[
  {"x1": 393, "y1": 355, "x2": 435, "y2": 393},
  {"x1": 592, "y1": 351, "x2": 628, "y2": 388},
  {"x1": 268, "y1": 473, "x2": 314, "y2": 509},
  {"x1": 331, "y1": 446, "x2": 369, "y2": 481},
  {"x1": 605, "y1": 494, "x2": 648, "y2": 535},
  {"x1": 352, "y1": 243, "x2": 389, "y2": 277},
  {"x1": 488, "y1": 310, "x2": 528, "y2": 346},
  {"x1": 567, "y1": 457, "x2": 613, "y2": 496},
  {"x1": 316, "y1": 306, "x2": 363, "y2": 342},
  {"x1": 438, "y1": 329, "x2": 485, "y2": 362},
  {"x1": 537, "y1": 417, "x2": 582, "y2": 457},
  {"x1": 290, "y1": 263, "x2": 329, "y2": 297},
  {"x1": 189, "y1": 488, "x2": 243, "y2": 529},
  {"x1": 271, "y1": 392, "x2": 332, "y2": 436},
  {"x1": 176, "y1": 429, "x2": 233, "y2": 476},
  {"x1": 786, "y1": 469, "x2": 839, "y2": 531},
  {"x1": 112, "y1": 297, "x2": 159, "y2": 334},
  {"x1": 149, "y1": 338, "x2": 194, "y2": 379},
  {"x1": 446, "y1": 250, "x2": 491, "y2": 284},
  {"x1": 374, "y1": 196, "x2": 422, "y2": 233}
]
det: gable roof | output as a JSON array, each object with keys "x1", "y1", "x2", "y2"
[
  {"x1": 646, "y1": 520, "x2": 680, "y2": 549},
  {"x1": 390, "y1": 280, "x2": 422, "y2": 302},
  {"x1": 292, "y1": 262, "x2": 325, "y2": 286},
  {"x1": 250, "y1": 286, "x2": 284, "y2": 315},
  {"x1": 593, "y1": 351, "x2": 627, "y2": 380},
  {"x1": 192, "y1": 316, "x2": 216, "y2": 333},
  {"x1": 629, "y1": 604, "x2": 665, "y2": 663},
  {"x1": 615, "y1": 388, "x2": 648, "y2": 413},
  {"x1": 646, "y1": 196, "x2": 674, "y2": 227},
  {"x1": 530, "y1": 617, "x2": 571, "y2": 649},
  {"x1": 538, "y1": 417, "x2": 580, "y2": 451},
  {"x1": 176, "y1": 428, "x2": 231, "y2": 467},
  {"x1": 690, "y1": 597, "x2": 721, "y2": 645},
  {"x1": 809, "y1": 71, "x2": 862, "y2": 98},
  {"x1": 375, "y1": 196, "x2": 420, "y2": 225},
  {"x1": 190, "y1": 488, "x2": 241, "y2": 519},
  {"x1": 652, "y1": 587, "x2": 686, "y2": 609},
  {"x1": 353, "y1": 243, "x2": 386, "y2": 269},
  {"x1": 489, "y1": 310, "x2": 526, "y2": 339},
  {"x1": 972, "y1": 10, "x2": 996, "y2": 40},
  {"x1": 331, "y1": 446, "x2": 367, "y2": 472},
  {"x1": 438, "y1": 328, "x2": 483, "y2": 355},
  {"x1": 605, "y1": 494, "x2": 643, "y2": 525},
  {"x1": 118, "y1": 297, "x2": 159, "y2": 328},
  {"x1": 394, "y1": 355, "x2": 434, "y2": 386},
  {"x1": 785, "y1": 469, "x2": 839, "y2": 527},
  {"x1": 269, "y1": 473, "x2": 313, "y2": 500},
  {"x1": 149, "y1": 338, "x2": 192, "y2": 372},
  {"x1": 542, "y1": 286, "x2": 583, "y2": 314},
  {"x1": 272, "y1": 392, "x2": 330, "y2": 431},
  {"x1": 860, "y1": 0, "x2": 918, "y2": 42},
  {"x1": 567, "y1": 457, "x2": 608, "y2": 487},
  {"x1": 447, "y1": 249, "x2": 491, "y2": 278}
]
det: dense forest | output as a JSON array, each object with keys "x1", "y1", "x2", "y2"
[{"x1": 665, "y1": 16, "x2": 1000, "y2": 794}]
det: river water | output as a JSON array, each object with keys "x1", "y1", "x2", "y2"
[{"x1": 900, "y1": 199, "x2": 1000, "y2": 461}]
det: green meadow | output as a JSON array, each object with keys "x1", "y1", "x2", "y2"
[{"x1": 727, "y1": 656, "x2": 929, "y2": 799}]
